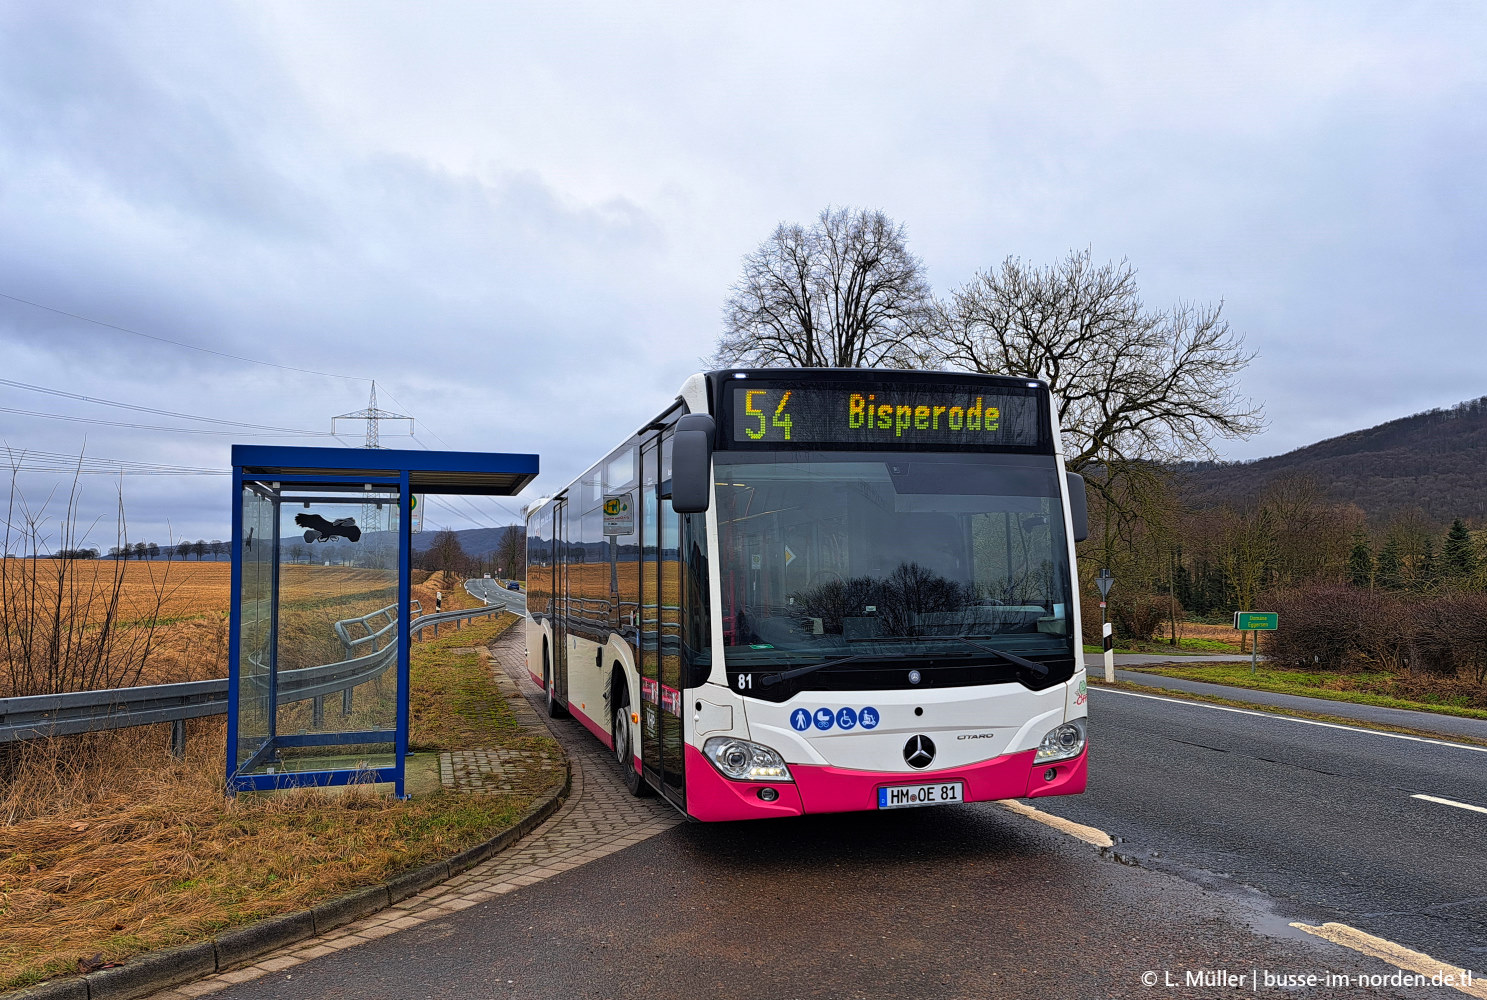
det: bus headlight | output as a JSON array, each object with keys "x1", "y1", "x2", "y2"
[
  {"x1": 1034, "y1": 718, "x2": 1086, "y2": 764},
  {"x1": 703, "y1": 737, "x2": 793, "y2": 782}
]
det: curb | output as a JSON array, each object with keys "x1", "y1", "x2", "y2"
[{"x1": 6, "y1": 768, "x2": 570, "y2": 1000}]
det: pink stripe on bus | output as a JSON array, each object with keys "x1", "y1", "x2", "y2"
[
  {"x1": 683, "y1": 745, "x2": 1089, "y2": 820},
  {"x1": 568, "y1": 702, "x2": 613, "y2": 751},
  {"x1": 683, "y1": 744, "x2": 804, "y2": 821}
]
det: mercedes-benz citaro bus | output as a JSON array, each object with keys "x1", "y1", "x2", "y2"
[{"x1": 524, "y1": 368, "x2": 1090, "y2": 820}]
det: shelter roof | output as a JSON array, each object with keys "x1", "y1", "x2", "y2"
[{"x1": 231, "y1": 445, "x2": 538, "y2": 496}]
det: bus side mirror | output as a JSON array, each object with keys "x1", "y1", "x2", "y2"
[
  {"x1": 671, "y1": 414, "x2": 715, "y2": 514},
  {"x1": 1066, "y1": 472, "x2": 1089, "y2": 543}
]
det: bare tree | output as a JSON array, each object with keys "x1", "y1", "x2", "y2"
[
  {"x1": 712, "y1": 206, "x2": 934, "y2": 369},
  {"x1": 423, "y1": 529, "x2": 468, "y2": 579},
  {"x1": 495, "y1": 525, "x2": 526, "y2": 581},
  {"x1": 2, "y1": 460, "x2": 174, "y2": 696},
  {"x1": 937, "y1": 249, "x2": 1264, "y2": 477}
]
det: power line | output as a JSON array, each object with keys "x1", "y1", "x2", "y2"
[
  {"x1": 2, "y1": 447, "x2": 228, "y2": 476},
  {"x1": 0, "y1": 290, "x2": 373, "y2": 382},
  {"x1": 2, "y1": 294, "x2": 520, "y2": 517},
  {"x1": 0, "y1": 377, "x2": 339, "y2": 436},
  {"x1": 0, "y1": 405, "x2": 337, "y2": 437},
  {"x1": 379, "y1": 384, "x2": 527, "y2": 524}
]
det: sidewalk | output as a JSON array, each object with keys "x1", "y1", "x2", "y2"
[{"x1": 1097, "y1": 665, "x2": 1487, "y2": 744}]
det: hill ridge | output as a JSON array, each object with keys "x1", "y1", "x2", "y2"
[{"x1": 1181, "y1": 395, "x2": 1487, "y2": 523}]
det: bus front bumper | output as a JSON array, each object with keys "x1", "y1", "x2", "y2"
[{"x1": 684, "y1": 743, "x2": 1088, "y2": 822}]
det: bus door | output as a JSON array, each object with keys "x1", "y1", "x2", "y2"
[
  {"x1": 551, "y1": 497, "x2": 569, "y2": 706},
  {"x1": 640, "y1": 434, "x2": 686, "y2": 806}
]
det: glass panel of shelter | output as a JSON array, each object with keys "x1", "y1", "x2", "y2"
[
  {"x1": 236, "y1": 485, "x2": 275, "y2": 772},
  {"x1": 271, "y1": 494, "x2": 399, "y2": 776},
  {"x1": 232, "y1": 481, "x2": 401, "y2": 781}
]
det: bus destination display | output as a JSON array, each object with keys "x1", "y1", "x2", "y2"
[{"x1": 728, "y1": 380, "x2": 1044, "y2": 448}]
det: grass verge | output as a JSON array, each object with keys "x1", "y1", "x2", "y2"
[
  {"x1": 1089, "y1": 675, "x2": 1487, "y2": 749},
  {"x1": 0, "y1": 613, "x2": 559, "y2": 994},
  {"x1": 1125, "y1": 663, "x2": 1487, "y2": 722},
  {"x1": 1081, "y1": 639, "x2": 1244, "y2": 656}
]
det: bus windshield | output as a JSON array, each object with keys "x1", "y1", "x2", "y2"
[{"x1": 715, "y1": 451, "x2": 1074, "y2": 670}]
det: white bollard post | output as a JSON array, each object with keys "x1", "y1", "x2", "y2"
[{"x1": 1103, "y1": 621, "x2": 1114, "y2": 683}]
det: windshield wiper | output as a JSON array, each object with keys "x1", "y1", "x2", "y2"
[
  {"x1": 758, "y1": 639, "x2": 1048, "y2": 688},
  {"x1": 938, "y1": 637, "x2": 1049, "y2": 678},
  {"x1": 759, "y1": 653, "x2": 888, "y2": 688}
]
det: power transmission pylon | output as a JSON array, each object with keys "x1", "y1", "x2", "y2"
[{"x1": 333, "y1": 381, "x2": 413, "y2": 535}]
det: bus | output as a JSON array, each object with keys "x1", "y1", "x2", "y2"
[{"x1": 525, "y1": 368, "x2": 1089, "y2": 820}]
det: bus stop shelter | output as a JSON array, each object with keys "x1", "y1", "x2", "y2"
[{"x1": 227, "y1": 445, "x2": 537, "y2": 796}]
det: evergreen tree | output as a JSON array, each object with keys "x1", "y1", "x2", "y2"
[
  {"x1": 1416, "y1": 539, "x2": 1437, "y2": 591},
  {"x1": 1376, "y1": 535, "x2": 1403, "y2": 589},
  {"x1": 1347, "y1": 531, "x2": 1374, "y2": 588},
  {"x1": 1443, "y1": 518, "x2": 1477, "y2": 578}
]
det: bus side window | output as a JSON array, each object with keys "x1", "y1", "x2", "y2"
[{"x1": 682, "y1": 511, "x2": 712, "y2": 687}]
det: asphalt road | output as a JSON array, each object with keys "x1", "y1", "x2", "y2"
[
  {"x1": 466, "y1": 578, "x2": 528, "y2": 615},
  {"x1": 218, "y1": 809, "x2": 1458, "y2": 1000},
  {"x1": 205, "y1": 660, "x2": 1486, "y2": 1000},
  {"x1": 1037, "y1": 687, "x2": 1487, "y2": 976}
]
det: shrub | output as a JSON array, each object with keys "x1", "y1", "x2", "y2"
[
  {"x1": 1263, "y1": 585, "x2": 1369, "y2": 669},
  {"x1": 1264, "y1": 583, "x2": 1487, "y2": 683},
  {"x1": 1412, "y1": 593, "x2": 1487, "y2": 682},
  {"x1": 1109, "y1": 591, "x2": 1174, "y2": 644}
]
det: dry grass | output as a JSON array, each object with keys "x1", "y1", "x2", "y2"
[
  {"x1": 0, "y1": 614, "x2": 560, "y2": 993},
  {"x1": 0, "y1": 560, "x2": 227, "y2": 629},
  {"x1": 1, "y1": 564, "x2": 488, "y2": 695}
]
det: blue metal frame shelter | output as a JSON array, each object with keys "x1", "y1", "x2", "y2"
[{"x1": 227, "y1": 445, "x2": 537, "y2": 796}]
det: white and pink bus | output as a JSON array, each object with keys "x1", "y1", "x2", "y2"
[{"x1": 525, "y1": 368, "x2": 1089, "y2": 820}]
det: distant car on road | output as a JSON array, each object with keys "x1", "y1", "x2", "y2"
[
  {"x1": 506, "y1": 581, "x2": 520, "y2": 591},
  {"x1": 483, "y1": 573, "x2": 491, "y2": 579}
]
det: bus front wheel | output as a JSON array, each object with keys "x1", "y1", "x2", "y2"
[{"x1": 612, "y1": 687, "x2": 648, "y2": 798}]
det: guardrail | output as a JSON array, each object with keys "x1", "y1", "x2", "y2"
[
  {"x1": 0, "y1": 600, "x2": 512, "y2": 755},
  {"x1": 333, "y1": 600, "x2": 416, "y2": 657}
]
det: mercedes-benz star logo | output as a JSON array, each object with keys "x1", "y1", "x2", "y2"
[{"x1": 903, "y1": 735, "x2": 936, "y2": 769}]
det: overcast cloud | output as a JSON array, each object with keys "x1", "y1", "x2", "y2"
[{"x1": 2, "y1": 2, "x2": 1484, "y2": 548}]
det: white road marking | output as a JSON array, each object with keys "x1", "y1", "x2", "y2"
[
  {"x1": 1412, "y1": 793, "x2": 1487, "y2": 816},
  {"x1": 1092, "y1": 686, "x2": 1487, "y2": 754},
  {"x1": 1291, "y1": 921, "x2": 1487, "y2": 998},
  {"x1": 1000, "y1": 799, "x2": 1114, "y2": 848}
]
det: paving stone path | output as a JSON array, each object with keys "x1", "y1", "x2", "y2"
[{"x1": 145, "y1": 631, "x2": 681, "y2": 1000}]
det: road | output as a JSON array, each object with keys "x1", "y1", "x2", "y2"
[
  {"x1": 194, "y1": 634, "x2": 1484, "y2": 1000},
  {"x1": 1039, "y1": 686, "x2": 1487, "y2": 976},
  {"x1": 466, "y1": 578, "x2": 528, "y2": 615}
]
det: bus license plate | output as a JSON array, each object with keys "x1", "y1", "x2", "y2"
[{"x1": 878, "y1": 781, "x2": 965, "y2": 810}]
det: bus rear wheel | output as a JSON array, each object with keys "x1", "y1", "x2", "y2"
[
  {"x1": 613, "y1": 694, "x2": 648, "y2": 797},
  {"x1": 543, "y1": 647, "x2": 565, "y2": 719}
]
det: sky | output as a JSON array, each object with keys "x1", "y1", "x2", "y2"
[{"x1": 1, "y1": 2, "x2": 1484, "y2": 550}]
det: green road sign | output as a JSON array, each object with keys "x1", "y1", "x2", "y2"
[{"x1": 1233, "y1": 612, "x2": 1278, "y2": 631}]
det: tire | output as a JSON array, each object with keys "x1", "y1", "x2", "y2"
[
  {"x1": 543, "y1": 647, "x2": 566, "y2": 719},
  {"x1": 613, "y1": 688, "x2": 649, "y2": 797}
]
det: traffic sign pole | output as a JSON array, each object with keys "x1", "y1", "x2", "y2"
[
  {"x1": 1232, "y1": 612, "x2": 1278, "y2": 675},
  {"x1": 1097, "y1": 569, "x2": 1114, "y2": 683}
]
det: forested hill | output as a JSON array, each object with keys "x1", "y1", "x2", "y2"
[
  {"x1": 407, "y1": 525, "x2": 522, "y2": 557},
  {"x1": 1179, "y1": 396, "x2": 1487, "y2": 523}
]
